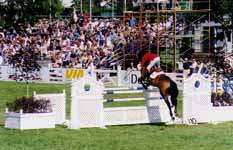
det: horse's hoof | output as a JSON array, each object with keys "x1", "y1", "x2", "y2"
[
  {"x1": 172, "y1": 117, "x2": 175, "y2": 121},
  {"x1": 167, "y1": 117, "x2": 182, "y2": 125}
]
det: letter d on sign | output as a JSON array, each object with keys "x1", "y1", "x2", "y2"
[{"x1": 131, "y1": 74, "x2": 138, "y2": 84}]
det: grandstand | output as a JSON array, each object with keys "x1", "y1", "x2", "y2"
[
  {"x1": 112, "y1": 0, "x2": 211, "y2": 71},
  {"x1": 1, "y1": 0, "x2": 233, "y2": 73}
]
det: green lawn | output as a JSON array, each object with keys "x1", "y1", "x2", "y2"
[
  {"x1": 0, "y1": 81, "x2": 146, "y2": 121},
  {"x1": 0, "y1": 81, "x2": 71, "y2": 123},
  {"x1": 1, "y1": 123, "x2": 233, "y2": 150},
  {"x1": 0, "y1": 81, "x2": 183, "y2": 121},
  {"x1": 0, "y1": 81, "x2": 233, "y2": 150}
]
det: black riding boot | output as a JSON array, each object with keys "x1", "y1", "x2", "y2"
[
  {"x1": 142, "y1": 71, "x2": 152, "y2": 89},
  {"x1": 138, "y1": 76, "x2": 148, "y2": 89},
  {"x1": 145, "y1": 70, "x2": 152, "y2": 83}
]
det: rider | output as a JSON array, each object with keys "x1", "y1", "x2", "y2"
[{"x1": 139, "y1": 51, "x2": 161, "y2": 88}]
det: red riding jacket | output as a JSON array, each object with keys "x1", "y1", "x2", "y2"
[{"x1": 141, "y1": 53, "x2": 159, "y2": 67}]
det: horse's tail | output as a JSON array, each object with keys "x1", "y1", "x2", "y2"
[{"x1": 169, "y1": 80, "x2": 179, "y2": 97}]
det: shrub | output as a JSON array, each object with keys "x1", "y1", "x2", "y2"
[{"x1": 6, "y1": 96, "x2": 52, "y2": 113}]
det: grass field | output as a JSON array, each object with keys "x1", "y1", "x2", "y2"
[{"x1": 1, "y1": 81, "x2": 233, "y2": 150}]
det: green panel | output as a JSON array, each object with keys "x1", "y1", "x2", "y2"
[{"x1": 179, "y1": 1, "x2": 189, "y2": 10}]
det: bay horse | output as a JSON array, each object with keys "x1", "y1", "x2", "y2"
[{"x1": 140, "y1": 66, "x2": 179, "y2": 120}]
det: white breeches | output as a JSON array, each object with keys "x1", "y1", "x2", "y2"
[{"x1": 147, "y1": 57, "x2": 160, "y2": 71}]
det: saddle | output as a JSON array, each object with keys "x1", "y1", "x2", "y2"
[
  {"x1": 149, "y1": 67, "x2": 164, "y2": 79},
  {"x1": 150, "y1": 71, "x2": 164, "y2": 79},
  {"x1": 140, "y1": 67, "x2": 163, "y2": 89}
]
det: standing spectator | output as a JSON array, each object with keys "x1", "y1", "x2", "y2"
[
  {"x1": 177, "y1": 58, "x2": 184, "y2": 73},
  {"x1": 83, "y1": 11, "x2": 89, "y2": 25},
  {"x1": 188, "y1": 58, "x2": 197, "y2": 76},
  {"x1": 129, "y1": 16, "x2": 136, "y2": 28}
]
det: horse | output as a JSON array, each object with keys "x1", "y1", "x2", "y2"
[{"x1": 140, "y1": 66, "x2": 179, "y2": 120}]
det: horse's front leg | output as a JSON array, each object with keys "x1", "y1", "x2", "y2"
[{"x1": 164, "y1": 96, "x2": 175, "y2": 121}]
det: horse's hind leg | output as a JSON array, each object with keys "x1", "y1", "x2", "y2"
[
  {"x1": 169, "y1": 80, "x2": 179, "y2": 116},
  {"x1": 164, "y1": 96, "x2": 175, "y2": 120},
  {"x1": 171, "y1": 96, "x2": 177, "y2": 115}
]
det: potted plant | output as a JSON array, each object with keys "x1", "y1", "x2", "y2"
[{"x1": 5, "y1": 96, "x2": 55, "y2": 130}]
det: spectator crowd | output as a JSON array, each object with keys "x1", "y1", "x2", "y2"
[{"x1": 0, "y1": 12, "x2": 178, "y2": 70}]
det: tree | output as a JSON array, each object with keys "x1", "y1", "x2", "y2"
[
  {"x1": 0, "y1": 0, "x2": 64, "y2": 26},
  {"x1": 72, "y1": 0, "x2": 89, "y2": 12},
  {"x1": 34, "y1": 0, "x2": 64, "y2": 18},
  {"x1": 72, "y1": 0, "x2": 80, "y2": 8},
  {"x1": 71, "y1": 0, "x2": 124, "y2": 17},
  {"x1": 8, "y1": 48, "x2": 41, "y2": 96},
  {"x1": 210, "y1": 0, "x2": 231, "y2": 19}
]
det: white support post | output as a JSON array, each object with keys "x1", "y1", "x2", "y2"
[
  {"x1": 117, "y1": 65, "x2": 121, "y2": 86},
  {"x1": 89, "y1": 0, "x2": 92, "y2": 22},
  {"x1": 20, "y1": 109, "x2": 23, "y2": 114},
  {"x1": 70, "y1": 76, "x2": 105, "y2": 129},
  {"x1": 81, "y1": 0, "x2": 83, "y2": 13}
]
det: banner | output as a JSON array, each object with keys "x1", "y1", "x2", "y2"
[
  {"x1": 0, "y1": 65, "x2": 183, "y2": 89},
  {"x1": 66, "y1": 69, "x2": 85, "y2": 80},
  {"x1": 119, "y1": 70, "x2": 142, "y2": 87}
]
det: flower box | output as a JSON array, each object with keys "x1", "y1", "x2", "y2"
[
  {"x1": 5, "y1": 109, "x2": 55, "y2": 130},
  {"x1": 5, "y1": 96, "x2": 55, "y2": 130}
]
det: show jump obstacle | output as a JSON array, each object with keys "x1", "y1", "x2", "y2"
[
  {"x1": 23, "y1": 71, "x2": 233, "y2": 129},
  {"x1": 70, "y1": 76, "x2": 170, "y2": 129},
  {"x1": 183, "y1": 72, "x2": 233, "y2": 124}
]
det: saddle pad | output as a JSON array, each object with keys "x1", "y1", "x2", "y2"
[{"x1": 150, "y1": 71, "x2": 164, "y2": 79}]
